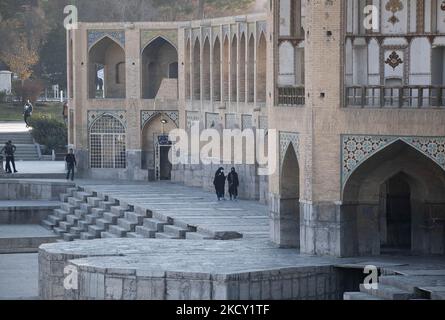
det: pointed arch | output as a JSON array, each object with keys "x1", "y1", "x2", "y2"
[
  {"x1": 202, "y1": 36, "x2": 211, "y2": 100},
  {"x1": 213, "y1": 36, "x2": 221, "y2": 101},
  {"x1": 141, "y1": 36, "x2": 178, "y2": 99},
  {"x1": 89, "y1": 114, "x2": 126, "y2": 169},
  {"x1": 222, "y1": 35, "x2": 230, "y2": 101},
  {"x1": 256, "y1": 32, "x2": 267, "y2": 103},
  {"x1": 239, "y1": 33, "x2": 246, "y2": 103},
  {"x1": 88, "y1": 36, "x2": 126, "y2": 99},
  {"x1": 185, "y1": 38, "x2": 191, "y2": 100},
  {"x1": 193, "y1": 37, "x2": 201, "y2": 100},
  {"x1": 230, "y1": 33, "x2": 238, "y2": 102},
  {"x1": 278, "y1": 143, "x2": 300, "y2": 248},
  {"x1": 247, "y1": 34, "x2": 255, "y2": 103},
  {"x1": 342, "y1": 140, "x2": 445, "y2": 256}
]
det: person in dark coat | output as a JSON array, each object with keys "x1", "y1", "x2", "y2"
[
  {"x1": 0, "y1": 141, "x2": 17, "y2": 173},
  {"x1": 23, "y1": 100, "x2": 33, "y2": 128},
  {"x1": 227, "y1": 167, "x2": 239, "y2": 200},
  {"x1": 65, "y1": 149, "x2": 77, "y2": 181},
  {"x1": 213, "y1": 167, "x2": 226, "y2": 201}
]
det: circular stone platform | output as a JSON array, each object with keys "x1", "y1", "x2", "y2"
[{"x1": 39, "y1": 238, "x2": 345, "y2": 300}]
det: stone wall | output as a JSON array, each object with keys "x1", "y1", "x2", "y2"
[{"x1": 0, "y1": 180, "x2": 74, "y2": 201}]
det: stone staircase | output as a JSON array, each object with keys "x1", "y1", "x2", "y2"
[
  {"x1": 41, "y1": 186, "x2": 214, "y2": 241},
  {"x1": 0, "y1": 132, "x2": 40, "y2": 161},
  {"x1": 344, "y1": 273, "x2": 445, "y2": 300}
]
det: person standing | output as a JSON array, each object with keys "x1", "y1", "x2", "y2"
[
  {"x1": 65, "y1": 149, "x2": 77, "y2": 181},
  {"x1": 213, "y1": 167, "x2": 226, "y2": 201},
  {"x1": 227, "y1": 167, "x2": 239, "y2": 201},
  {"x1": 0, "y1": 141, "x2": 17, "y2": 173},
  {"x1": 23, "y1": 100, "x2": 33, "y2": 128},
  {"x1": 62, "y1": 101, "x2": 69, "y2": 125}
]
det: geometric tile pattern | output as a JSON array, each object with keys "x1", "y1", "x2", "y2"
[
  {"x1": 241, "y1": 114, "x2": 253, "y2": 130},
  {"x1": 88, "y1": 110, "x2": 126, "y2": 129},
  {"x1": 225, "y1": 114, "x2": 238, "y2": 129},
  {"x1": 206, "y1": 112, "x2": 219, "y2": 129},
  {"x1": 186, "y1": 111, "x2": 200, "y2": 130},
  {"x1": 141, "y1": 111, "x2": 179, "y2": 129},
  {"x1": 279, "y1": 131, "x2": 299, "y2": 166},
  {"x1": 342, "y1": 135, "x2": 445, "y2": 187},
  {"x1": 88, "y1": 30, "x2": 125, "y2": 49}
]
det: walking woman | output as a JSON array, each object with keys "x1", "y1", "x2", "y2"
[
  {"x1": 227, "y1": 167, "x2": 239, "y2": 200},
  {"x1": 213, "y1": 167, "x2": 226, "y2": 201}
]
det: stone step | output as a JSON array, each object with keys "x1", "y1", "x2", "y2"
[
  {"x1": 58, "y1": 221, "x2": 73, "y2": 232},
  {"x1": 343, "y1": 292, "x2": 384, "y2": 300},
  {"x1": 359, "y1": 283, "x2": 415, "y2": 300},
  {"x1": 69, "y1": 226, "x2": 84, "y2": 235},
  {"x1": 63, "y1": 233, "x2": 79, "y2": 241},
  {"x1": 73, "y1": 192, "x2": 92, "y2": 202},
  {"x1": 127, "y1": 232, "x2": 144, "y2": 238},
  {"x1": 378, "y1": 276, "x2": 418, "y2": 293},
  {"x1": 163, "y1": 225, "x2": 188, "y2": 238},
  {"x1": 60, "y1": 203, "x2": 75, "y2": 214},
  {"x1": 134, "y1": 226, "x2": 157, "y2": 238},
  {"x1": 80, "y1": 232, "x2": 97, "y2": 240},
  {"x1": 143, "y1": 218, "x2": 168, "y2": 231},
  {"x1": 59, "y1": 193, "x2": 69, "y2": 202},
  {"x1": 80, "y1": 203, "x2": 93, "y2": 214},
  {"x1": 54, "y1": 208, "x2": 69, "y2": 219},
  {"x1": 68, "y1": 197, "x2": 83, "y2": 207},
  {"x1": 87, "y1": 197, "x2": 102, "y2": 207},
  {"x1": 124, "y1": 211, "x2": 146, "y2": 224},
  {"x1": 96, "y1": 218, "x2": 112, "y2": 230},
  {"x1": 103, "y1": 212, "x2": 121, "y2": 224},
  {"x1": 41, "y1": 219, "x2": 55, "y2": 230},
  {"x1": 74, "y1": 209, "x2": 86, "y2": 219},
  {"x1": 66, "y1": 214, "x2": 79, "y2": 225},
  {"x1": 99, "y1": 201, "x2": 116, "y2": 210},
  {"x1": 77, "y1": 221, "x2": 90, "y2": 231},
  {"x1": 117, "y1": 218, "x2": 137, "y2": 231},
  {"x1": 87, "y1": 225, "x2": 104, "y2": 237},
  {"x1": 111, "y1": 206, "x2": 127, "y2": 216},
  {"x1": 101, "y1": 231, "x2": 119, "y2": 238},
  {"x1": 47, "y1": 215, "x2": 62, "y2": 225},
  {"x1": 91, "y1": 207, "x2": 105, "y2": 216},
  {"x1": 108, "y1": 225, "x2": 128, "y2": 237},
  {"x1": 155, "y1": 232, "x2": 181, "y2": 239},
  {"x1": 53, "y1": 227, "x2": 67, "y2": 236},
  {"x1": 85, "y1": 215, "x2": 99, "y2": 225},
  {"x1": 185, "y1": 232, "x2": 214, "y2": 240}
]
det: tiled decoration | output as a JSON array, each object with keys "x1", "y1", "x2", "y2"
[
  {"x1": 342, "y1": 135, "x2": 445, "y2": 187},
  {"x1": 279, "y1": 131, "x2": 299, "y2": 166},
  {"x1": 88, "y1": 110, "x2": 126, "y2": 129},
  {"x1": 141, "y1": 111, "x2": 179, "y2": 129},
  {"x1": 88, "y1": 30, "x2": 125, "y2": 49}
]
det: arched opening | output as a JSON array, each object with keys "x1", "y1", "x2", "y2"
[
  {"x1": 278, "y1": 144, "x2": 300, "y2": 248},
  {"x1": 185, "y1": 39, "x2": 191, "y2": 100},
  {"x1": 202, "y1": 37, "x2": 211, "y2": 100},
  {"x1": 239, "y1": 33, "x2": 246, "y2": 103},
  {"x1": 141, "y1": 113, "x2": 178, "y2": 180},
  {"x1": 222, "y1": 36, "x2": 230, "y2": 101},
  {"x1": 213, "y1": 37, "x2": 221, "y2": 101},
  {"x1": 256, "y1": 33, "x2": 267, "y2": 103},
  {"x1": 193, "y1": 38, "x2": 201, "y2": 100},
  {"x1": 343, "y1": 140, "x2": 445, "y2": 256},
  {"x1": 89, "y1": 114, "x2": 126, "y2": 169},
  {"x1": 141, "y1": 37, "x2": 178, "y2": 99},
  {"x1": 381, "y1": 172, "x2": 412, "y2": 253},
  {"x1": 88, "y1": 37, "x2": 126, "y2": 99},
  {"x1": 230, "y1": 34, "x2": 238, "y2": 102},
  {"x1": 247, "y1": 34, "x2": 255, "y2": 103}
]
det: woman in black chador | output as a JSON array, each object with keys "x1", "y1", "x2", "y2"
[
  {"x1": 213, "y1": 167, "x2": 226, "y2": 201},
  {"x1": 227, "y1": 167, "x2": 239, "y2": 200}
]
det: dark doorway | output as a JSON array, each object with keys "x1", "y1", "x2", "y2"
[
  {"x1": 159, "y1": 146, "x2": 172, "y2": 180},
  {"x1": 169, "y1": 62, "x2": 178, "y2": 79},
  {"x1": 382, "y1": 173, "x2": 412, "y2": 253}
]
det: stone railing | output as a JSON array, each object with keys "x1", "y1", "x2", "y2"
[
  {"x1": 345, "y1": 85, "x2": 445, "y2": 108},
  {"x1": 277, "y1": 86, "x2": 305, "y2": 106}
]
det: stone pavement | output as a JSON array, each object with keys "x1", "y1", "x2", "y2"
[
  {"x1": 0, "y1": 253, "x2": 39, "y2": 300},
  {"x1": 0, "y1": 121, "x2": 28, "y2": 133},
  {"x1": 76, "y1": 180, "x2": 269, "y2": 240}
]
